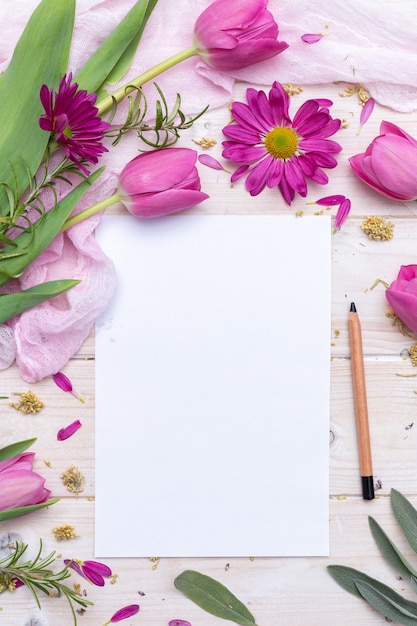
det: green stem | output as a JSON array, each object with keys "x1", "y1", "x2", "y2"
[
  {"x1": 97, "y1": 45, "x2": 198, "y2": 116},
  {"x1": 60, "y1": 193, "x2": 120, "y2": 232}
]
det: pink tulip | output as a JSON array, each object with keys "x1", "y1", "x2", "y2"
[
  {"x1": 118, "y1": 148, "x2": 209, "y2": 218},
  {"x1": 0, "y1": 452, "x2": 51, "y2": 511},
  {"x1": 386, "y1": 265, "x2": 417, "y2": 333},
  {"x1": 349, "y1": 121, "x2": 417, "y2": 201},
  {"x1": 193, "y1": 0, "x2": 288, "y2": 71}
]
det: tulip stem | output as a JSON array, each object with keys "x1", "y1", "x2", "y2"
[
  {"x1": 61, "y1": 192, "x2": 121, "y2": 232},
  {"x1": 97, "y1": 45, "x2": 198, "y2": 117}
]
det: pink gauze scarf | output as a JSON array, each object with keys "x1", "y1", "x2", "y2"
[{"x1": 0, "y1": 0, "x2": 415, "y2": 382}]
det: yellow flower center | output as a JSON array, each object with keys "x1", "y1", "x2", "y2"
[
  {"x1": 63, "y1": 126, "x2": 73, "y2": 139},
  {"x1": 264, "y1": 126, "x2": 298, "y2": 160}
]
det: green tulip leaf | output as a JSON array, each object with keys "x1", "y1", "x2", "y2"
[
  {"x1": 368, "y1": 515, "x2": 417, "y2": 578},
  {"x1": 0, "y1": 438, "x2": 37, "y2": 462},
  {"x1": 0, "y1": 280, "x2": 80, "y2": 324},
  {"x1": 355, "y1": 580, "x2": 417, "y2": 625},
  {"x1": 75, "y1": 0, "x2": 159, "y2": 95},
  {"x1": 0, "y1": 499, "x2": 60, "y2": 523},
  {"x1": 0, "y1": 0, "x2": 74, "y2": 211},
  {"x1": 174, "y1": 570, "x2": 257, "y2": 626},
  {"x1": 391, "y1": 489, "x2": 417, "y2": 553},
  {"x1": 0, "y1": 168, "x2": 103, "y2": 288}
]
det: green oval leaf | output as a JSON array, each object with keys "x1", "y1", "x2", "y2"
[
  {"x1": 391, "y1": 489, "x2": 417, "y2": 554},
  {"x1": 0, "y1": 438, "x2": 37, "y2": 462},
  {"x1": 0, "y1": 279, "x2": 80, "y2": 324},
  {"x1": 355, "y1": 580, "x2": 417, "y2": 625},
  {"x1": 174, "y1": 570, "x2": 257, "y2": 626},
  {"x1": 369, "y1": 515, "x2": 417, "y2": 578}
]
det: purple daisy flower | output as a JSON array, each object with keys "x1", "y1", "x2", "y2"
[
  {"x1": 222, "y1": 81, "x2": 342, "y2": 205},
  {"x1": 39, "y1": 72, "x2": 110, "y2": 175}
]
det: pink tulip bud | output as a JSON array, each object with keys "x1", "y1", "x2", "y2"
[
  {"x1": 0, "y1": 452, "x2": 51, "y2": 511},
  {"x1": 193, "y1": 0, "x2": 288, "y2": 71},
  {"x1": 118, "y1": 148, "x2": 209, "y2": 218},
  {"x1": 350, "y1": 121, "x2": 417, "y2": 201},
  {"x1": 386, "y1": 265, "x2": 417, "y2": 333}
]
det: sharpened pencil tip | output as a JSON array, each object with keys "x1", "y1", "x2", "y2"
[{"x1": 350, "y1": 302, "x2": 357, "y2": 313}]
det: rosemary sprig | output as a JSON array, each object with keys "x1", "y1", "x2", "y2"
[
  {"x1": 107, "y1": 81, "x2": 208, "y2": 148},
  {"x1": 0, "y1": 540, "x2": 93, "y2": 625}
]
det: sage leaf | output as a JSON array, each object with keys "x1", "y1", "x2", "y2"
[
  {"x1": 174, "y1": 570, "x2": 257, "y2": 626},
  {"x1": 355, "y1": 580, "x2": 417, "y2": 625},
  {"x1": 391, "y1": 489, "x2": 417, "y2": 553},
  {"x1": 0, "y1": 499, "x2": 60, "y2": 523},
  {"x1": 0, "y1": 280, "x2": 80, "y2": 324},
  {"x1": 328, "y1": 564, "x2": 401, "y2": 600},
  {"x1": 0, "y1": 168, "x2": 103, "y2": 288},
  {"x1": 0, "y1": 0, "x2": 74, "y2": 211},
  {"x1": 0, "y1": 438, "x2": 37, "y2": 462},
  {"x1": 369, "y1": 515, "x2": 417, "y2": 578},
  {"x1": 75, "y1": 0, "x2": 158, "y2": 95}
]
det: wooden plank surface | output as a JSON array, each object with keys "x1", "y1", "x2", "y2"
[{"x1": 2, "y1": 29, "x2": 417, "y2": 626}]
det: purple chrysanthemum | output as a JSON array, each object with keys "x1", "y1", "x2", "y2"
[
  {"x1": 39, "y1": 72, "x2": 110, "y2": 175},
  {"x1": 222, "y1": 81, "x2": 342, "y2": 205}
]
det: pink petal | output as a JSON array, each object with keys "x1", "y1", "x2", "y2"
[
  {"x1": 110, "y1": 604, "x2": 140, "y2": 622},
  {"x1": 335, "y1": 198, "x2": 351, "y2": 229},
  {"x1": 315, "y1": 195, "x2": 346, "y2": 206},
  {"x1": 198, "y1": 154, "x2": 225, "y2": 171},
  {"x1": 53, "y1": 371, "x2": 72, "y2": 392},
  {"x1": 57, "y1": 420, "x2": 82, "y2": 441},
  {"x1": 169, "y1": 621, "x2": 192, "y2": 626},
  {"x1": 358, "y1": 98, "x2": 375, "y2": 132},
  {"x1": 301, "y1": 33, "x2": 323, "y2": 44}
]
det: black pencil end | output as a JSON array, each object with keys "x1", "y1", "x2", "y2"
[
  {"x1": 361, "y1": 476, "x2": 375, "y2": 500},
  {"x1": 350, "y1": 302, "x2": 357, "y2": 313}
]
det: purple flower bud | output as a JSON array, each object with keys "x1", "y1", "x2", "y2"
[
  {"x1": 350, "y1": 121, "x2": 417, "y2": 200},
  {"x1": 118, "y1": 148, "x2": 209, "y2": 218},
  {"x1": 0, "y1": 451, "x2": 51, "y2": 512},
  {"x1": 193, "y1": 0, "x2": 288, "y2": 71}
]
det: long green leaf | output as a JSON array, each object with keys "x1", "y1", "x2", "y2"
[
  {"x1": 0, "y1": 168, "x2": 103, "y2": 288},
  {"x1": 174, "y1": 570, "x2": 257, "y2": 626},
  {"x1": 369, "y1": 515, "x2": 417, "y2": 578},
  {"x1": 355, "y1": 580, "x2": 417, "y2": 625},
  {"x1": 0, "y1": 280, "x2": 80, "y2": 324},
  {"x1": 74, "y1": 0, "x2": 158, "y2": 95},
  {"x1": 0, "y1": 438, "x2": 37, "y2": 462},
  {"x1": 328, "y1": 565, "x2": 405, "y2": 601},
  {"x1": 391, "y1": 489, "x2": 417, "y2": 553},
  {"x1": 0, "y1": 0, "x2": 75, "y2": 212},
  {"x1": 0, "y1": 499, "x2": 60, "y2": 522}
]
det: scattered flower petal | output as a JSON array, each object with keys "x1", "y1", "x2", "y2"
[
  {"x1": 53, "y1": 372, "x2": 85, "y2": 403},
  {"x1": 335, "y1": 198, "x2": 352, "y2": 229},
  {"x1": 313, "y1": 194, "x2": 346, "y2": 206},
  {"x1": 222, "y1": 81, "x2": 342, "y2": 205},
  {"x1": 301, "y1": 33, "x2": 323, "y2": 44},
  {"x1": 39, "y1": 72, "x2": 110, "y2": 175},
  {"x1": 169, "y1": 621, "x2": 192, "y2": 626},
  {"x1": 64, "y1": 558, "x2": 112, "y2": 586},
  {"x1": 57, "y1": 420, "x2": 82, "y2": 441},
  {"x1": 198, "y1": 153, "x2": 227, "y2": 171},
  {"x1": 357, "y1": 97, "x2": 375, "y2": 134},
  {"x1": 107, "y1": 604, "x2": 140, "y2": 623}
]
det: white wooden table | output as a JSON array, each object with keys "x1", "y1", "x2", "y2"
[{"x1": 2, "y1": 74, "x2": 417, "y2": 625}]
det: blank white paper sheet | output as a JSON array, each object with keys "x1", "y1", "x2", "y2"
[{"x1": 95, "y1": 214, "x2": 331, "y2": 558}]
